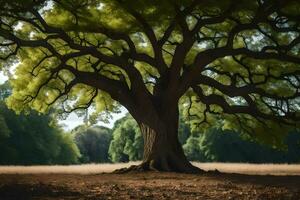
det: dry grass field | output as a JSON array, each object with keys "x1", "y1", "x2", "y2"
[
  {"x1": 0, "y1": 162, "x2": 300, "y2": 199},
  {"x1": 0, "y1": 162, "x2": 300, "y2": 175}
]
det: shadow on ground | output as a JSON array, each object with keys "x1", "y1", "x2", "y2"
[
  {"x1": 0, "y1": 183, "x2": 82, "y2": 200},
  {"x1": 0, "y1": 172, "x2": 300, "y2": 200}
]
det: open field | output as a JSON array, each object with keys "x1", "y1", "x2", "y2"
[
  {"x1": 0, "y1": 163, "x2": 300, "y2": 199},
  {"x1": 0, "y1": 162, "x2": 300, "y2": 175}
]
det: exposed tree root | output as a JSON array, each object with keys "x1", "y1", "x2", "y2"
[
  {"x1": 113, "y1": 164, "x2": 148, "y2": 174},
  {"x1": 113, "y1": 162, "x2": 206, "y2": 174}
]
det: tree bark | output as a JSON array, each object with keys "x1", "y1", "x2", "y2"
[
  {"x1": 138, "y1": 124, "x2": 198, "y2": 173},
  {"x1": 112, "y1": 88, "x2": 203, "y2": 173},
  {"x1": 132, "y1": 107, "x2": 202, "y2": 173}
]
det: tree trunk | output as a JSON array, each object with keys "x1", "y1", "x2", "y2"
[
  {"x1": 113, "y1": 92, "x2": 203, "y2": 174},
  {"x1": 138, "y1": 124, "x2": 199, "y2": 173},
  {"x1": 133, "y1": 107, "x2": 202, "y2": 173}
]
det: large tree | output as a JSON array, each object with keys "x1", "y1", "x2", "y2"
[{"x1": 0, "y1": 0, "x2": 300, "y2": 172}]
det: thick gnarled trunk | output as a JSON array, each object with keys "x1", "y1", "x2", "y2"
[
  {"x1": 114, "y1": 92, "x2": 202, "y2": 173},
  {"x1": 139, "y1": 124, "x2": 198, "y2": 172},
  {"x1": 135, "y1": 109, "x2": 201, "y2": 173}
]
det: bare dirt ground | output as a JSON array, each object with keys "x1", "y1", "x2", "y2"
[{"x1": 0, "y1": 163, "x2": 300, "y2": 200}]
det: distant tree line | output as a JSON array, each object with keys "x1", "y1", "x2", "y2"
[
  {"x1": 0, "y1": 82, "x2": 80, "y2": 165},
  {"x1": 104, "y1": 114, "x2": 300, "y2": 164},
  {"x1": 1, "y1": 82, "x2": 300, "y2": 165}
]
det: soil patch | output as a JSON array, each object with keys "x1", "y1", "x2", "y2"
[{"x1": 0, "y1": 172, "x2": 299, "y2": 199}]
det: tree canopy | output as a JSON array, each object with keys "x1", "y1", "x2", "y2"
[{"x1": 1, "y1": 0, "x2": 300, "y2": 172}]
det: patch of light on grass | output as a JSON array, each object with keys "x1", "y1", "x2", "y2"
[
  {"x1": 193, "y1": 162, "x2": 300, "y2": 176},
  {"x1": 0, "y1": 162, "x2": 140, "y2": 174}
]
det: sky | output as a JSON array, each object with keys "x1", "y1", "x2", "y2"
[
  {"x1": 0, "y1": 72, "x2": 127, "y2": 130},
  {"x1": 0, "y1": 72, "x2": 7, "y2": 84},
  {"x1": 60, "y1": 110, "x2": 127, "y2": 130}
]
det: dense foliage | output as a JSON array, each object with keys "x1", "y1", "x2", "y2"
[
  {"x1": 1, "y1": 89, "x2": 299, "y2": 164},
  {"x1": 0, "y1": 0, "x2": 299, "y2": 145},
  {"x1": 73, "y1": 125, "x2": 112, "y2": 163},
  {"x1": 109, "y1": 116, "x2": 300, "y2": 163},
  {"x1": 109, "y1": 115, "x2": 300, "y2": 163},
  {"x1": 109, "y1": 114, "x2": 143, "y2": 162},
  {"x1": 183, "y1": 129, "x2": 300, "y2": 163},
  {"x1": 0, "y1": 82, "x2": 80, "y2": 165},
  {"x1": 1, "y1": 0, "x2": 300, "y2": 171}
]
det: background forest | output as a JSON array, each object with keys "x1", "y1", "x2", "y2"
[{"x1": 1, "y1": 82, "x2": 300, "y2": 165}]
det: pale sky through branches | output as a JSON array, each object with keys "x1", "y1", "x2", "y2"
[
  {"x1": 0, "y1": 72, "x2": 7, "y2": 84},
  {"x1": 60, "y1": 109, "x2": 127, "y2": 130},
  {"x1": 0, "y1": 73, "x2": 126, "y2": 130}
]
